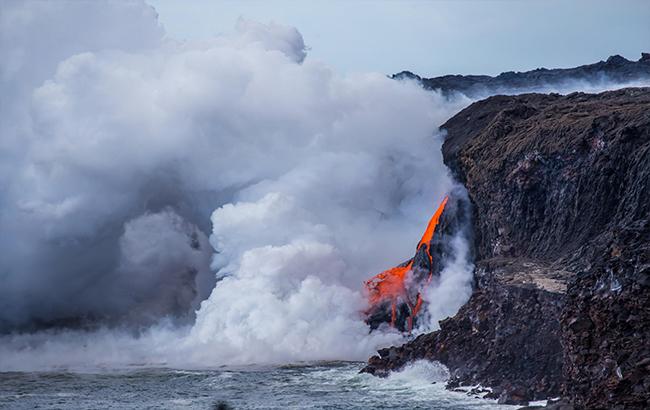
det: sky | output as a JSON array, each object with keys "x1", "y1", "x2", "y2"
[{"x1": 148, "y1": 0, "x2": 650, "y2": 77}]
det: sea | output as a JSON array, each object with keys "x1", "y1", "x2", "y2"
[{"x1": 0, "y1": 361, "x2": 520, "y2": 409}]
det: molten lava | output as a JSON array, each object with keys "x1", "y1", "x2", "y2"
[{"x1": 364, "y1": 196, "x2": 448, "y2": 332}]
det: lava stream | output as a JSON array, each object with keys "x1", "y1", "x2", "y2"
[{"x1": 364, "y1": 196, "x2": 449, "y2": 332}]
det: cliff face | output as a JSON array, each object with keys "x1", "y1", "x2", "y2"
[
  {"x1": 394, "y1": 53, "x2": 650, "y2": 97},
  {"x1": 441, "y1": 88, "x2": 650, "y2": 267},
  {"x1": 444, "y1": 88, "x2": 650, "y2": 408},
  {"x1": 363, "y1": 88, "x2": 650, "y2": 408}
]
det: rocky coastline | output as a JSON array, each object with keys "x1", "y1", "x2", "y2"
[{"x1": 363, "y1": 87, "x2": 650, "y2": 408}]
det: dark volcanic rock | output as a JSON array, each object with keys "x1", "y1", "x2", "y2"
[
  {"x1": 447, "y1": 89, "x2": 650, "y2": 409},
  {"x1": 441, "y1": 88, "x2": 650, "y2": 266},
  {"x1": 561, "y1": 228, "x2": 650, "y2": 409},
  {"x1": 363, "y1": 88, "x2": 650, "y2": 408},
  {"x1": 394, "y1": 54, "x2": 650, "y2": 98},
  {"x1": 362, "y1": 259, "x2": 567, "y2": 405}
]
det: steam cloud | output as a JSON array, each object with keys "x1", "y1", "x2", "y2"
[
  {"x1": 1, "y1": 1, "x2": 643, "y2": 370},
  {"x1": 0, "y1": 0, "x2": 472, "y2": 369}
]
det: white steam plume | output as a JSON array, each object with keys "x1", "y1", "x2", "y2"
[{"x1": 0, "y1": 0, "x2": 471, "y2": 369}]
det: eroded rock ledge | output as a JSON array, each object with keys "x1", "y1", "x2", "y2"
[{"x1": 363, "y1": 88, "x2": 650, "y2": 408}]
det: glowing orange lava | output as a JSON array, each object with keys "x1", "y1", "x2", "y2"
[{"x1": 364, "y1": 196, "x2": 448, "y2": 331}]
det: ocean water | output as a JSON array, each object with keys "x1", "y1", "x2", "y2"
[{"x1": 0, "y1": 361, "x2": 517, "y2": 410}]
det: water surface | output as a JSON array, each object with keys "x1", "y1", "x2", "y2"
[{"x1": 0, "y1": 361, "x2": 517, "y2": 409}]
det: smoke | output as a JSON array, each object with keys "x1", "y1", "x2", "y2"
[{"x1": 0, "y1": 0, "x2": 472, "y2": 368}]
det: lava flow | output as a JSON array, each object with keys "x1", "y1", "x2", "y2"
[{"x1": 364, "y1": 196, "x2": 449, "y2": 332}]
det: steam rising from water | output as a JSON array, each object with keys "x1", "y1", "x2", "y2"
[
  {"x1": 0, "y1": 1, "x2": 645, "y2": 370},
  {"x1": 0, "y1": 0, "x2": 471, "y2": 369}
]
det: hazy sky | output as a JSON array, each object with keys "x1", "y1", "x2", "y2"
[{"x1": 148, "y1": 0, "x2": 650, "y2": 77}]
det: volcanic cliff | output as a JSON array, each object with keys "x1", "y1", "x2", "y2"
[{"x1": 363, "y1": 87, "x2": 650, "y2": 409}]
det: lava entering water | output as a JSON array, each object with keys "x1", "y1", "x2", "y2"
[{"x1": 364, "y1": 196, "x2": 449, "y2": 332}]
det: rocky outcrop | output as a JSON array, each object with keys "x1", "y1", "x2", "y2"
[
  {"x1": 394, "y1": 53, "x2": 650, "y2": 97},
  {"x1": 363, "y1": 258, "x2": 567, "y2": 404},
  {"x1": 444, "y1": 88, "x2": 650, "y2": 408},
  {"x1": 363, "y1": 88, "x2": 650, "y2": 408}
]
